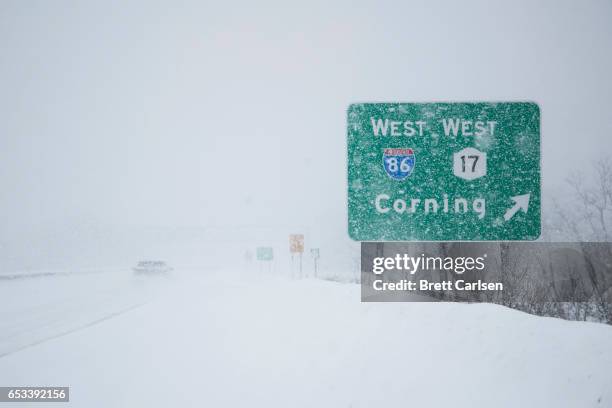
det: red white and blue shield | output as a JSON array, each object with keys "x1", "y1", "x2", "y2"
[{"x1": 382, "y1": 148, "x2": 415, "y2": 180}]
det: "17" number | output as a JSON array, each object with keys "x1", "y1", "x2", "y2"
[
  {"x1": 453, "y1": 147, "x2": 487, "y2": 180},
  {"x1": 460, "y1": 155, "x2": 479, "y2": 172}
]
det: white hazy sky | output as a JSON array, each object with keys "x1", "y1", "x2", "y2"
[{"x1": 1, "y1": 0, "x2": 611, "y2": 237}]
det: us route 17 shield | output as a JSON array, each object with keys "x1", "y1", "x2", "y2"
[{"x1": 347, "y1": 102, "x2": 541, "y2": 241}]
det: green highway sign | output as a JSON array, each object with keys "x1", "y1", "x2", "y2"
[
  {"x1": 347, "y1": 102, "x2": 540, "y2": 241},
  {"x1": 256, "y1": 247, "x2": 274, "y2": 261}
]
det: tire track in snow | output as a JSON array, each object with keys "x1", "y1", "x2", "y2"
[{"x1": 0, "y1": 302, "x2": 147, "y2": 359}]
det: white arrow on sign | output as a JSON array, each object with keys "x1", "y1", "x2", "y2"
[{"x1": 503, "y1": 194, "x2": 530, "y2": 222}]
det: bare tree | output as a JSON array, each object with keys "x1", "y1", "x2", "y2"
[
  {"x1": 555, "y1": 158, "x2": 612, "y2": 323},
  {"x1": 565, "y1": 158, "x2": 612, "y2": 242}
]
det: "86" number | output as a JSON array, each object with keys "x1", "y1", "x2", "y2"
[{"x1": 385, "y1": 157, "x2": 412, "y2": 173}]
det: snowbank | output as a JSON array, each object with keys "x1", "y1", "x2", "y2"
[{"x1": 0, "y1": 270, "x2": 610, "y2": 407}]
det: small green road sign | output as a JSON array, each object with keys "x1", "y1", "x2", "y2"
[
  {"x1": 347, "y1": 102, "x2": 540, "y2": 241},
  {"x1": 256, "y1": 247, "x2": 274, "y2": 261}
]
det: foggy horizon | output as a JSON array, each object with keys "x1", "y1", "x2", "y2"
[{"x1": 2, "y1": 1, "x2": 612, "y2": 238}]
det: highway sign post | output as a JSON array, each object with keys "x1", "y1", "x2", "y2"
[
  {"x1": 310, "y1": 248, "x2": 320, "y2": 277},
  {"x1": 347, "y1": 102, "x2": 540, "y2": 241},
  {"x1": 289, "y1": 234, "x2": 304, "y2": 278},
  {"x1": 256, "y1": 247, "x2": 274, "y2": 273}
]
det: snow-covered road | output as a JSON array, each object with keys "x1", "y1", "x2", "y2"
[
  {"x1": 0, "y1": 269, "x2": 167, "y2": 358},
  {"x1": 1, "y1": 270, "x2": 611, "y2": 407}
]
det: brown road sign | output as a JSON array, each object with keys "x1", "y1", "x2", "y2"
[{"x1": 289, "y1": 234, "x2": 304, "y2": 254}]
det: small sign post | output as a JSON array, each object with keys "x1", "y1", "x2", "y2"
[
  {"x1": 289, "y1": 234, "x2": 304, "y2": 278},
  {"x1": 310, "y1": 248, "x2": 320, "y2": 277}
]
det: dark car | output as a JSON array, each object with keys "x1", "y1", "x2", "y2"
[{"x1": 132, "y1": 261, "x2": 172, "y2": 275}]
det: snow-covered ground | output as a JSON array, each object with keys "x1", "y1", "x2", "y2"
[
  {"x1": 0, "y1": 269, "x2": 611, "y2": 407},
  {"x1": 0, "y1": 269, "x2": 171, "y2": 358}
]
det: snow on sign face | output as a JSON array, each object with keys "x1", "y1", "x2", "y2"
[{"x1": 347, "y1": 102, "x2": 541, "y2": 241}]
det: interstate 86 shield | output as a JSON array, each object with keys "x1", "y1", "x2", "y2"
[
  {"x1": 382, "y1": 148, "x2": 415, "y2": 180},
  {"x1": 347, "y1": 102, "x2": 541, "y2": 241}
]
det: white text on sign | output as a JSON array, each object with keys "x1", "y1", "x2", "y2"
[{"x1": 371, "y1": 118, "x2": 497, "y2": 138}]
